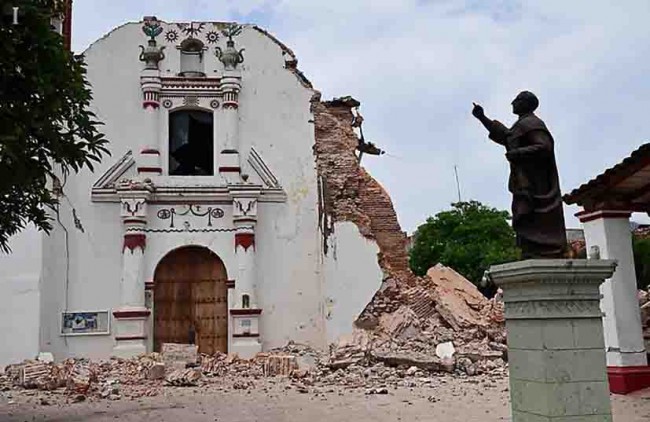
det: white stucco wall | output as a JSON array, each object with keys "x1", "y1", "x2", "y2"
[
  {"x1": 323, "y1": 222, "x2": 383, "y2": 344},
  {"x1": 35, "y1": 21, "x2": 385, "y2": 359},
  {"x1": 0, "y1": 226, "x2": 42, "y2": 367},
  {"x1": 582, "y1": 214, "x2": 647, "y2": 367}
]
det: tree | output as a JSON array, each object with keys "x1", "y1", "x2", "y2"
[
  {"x1": 0, "y1": 0, "x2": 108, "y2": 252},
  {"x1": 409, "y1": 201, "x2": 520, "y2": 295}
]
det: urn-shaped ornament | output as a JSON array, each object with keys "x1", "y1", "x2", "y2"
[
  {"x1": 215, "y1": 39, "x2": 245, "y2": 71},
  {"x1": 139, "y1": 39, "x2": 165, "y2": 70}
]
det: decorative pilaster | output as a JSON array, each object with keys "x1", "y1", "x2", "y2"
[
  {"x1": 577, "y1": 209, "x2": 650, "y2": 393},
  {"x1": 217, "y1": 24, "x2": 244, "y2": 183},
  {"x1": 218, "y1": 73, "x2": 242, "y2": 184},
  {"x1": 230, "y1": 188, "x2": 262, "y2": 359},
  {"x1": 138, "y1": 16, "x2": 165, "y2": 176},
  {"x1": 113, "y1": 181, "x2": 153, "y2": 358},
  {"x1": 489, "y1": 259, "x2": 617, "y2": 422}
]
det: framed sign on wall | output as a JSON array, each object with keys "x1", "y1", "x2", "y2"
[{"x1": 61, "y1": 311, "x2": 110, "y2": 336}]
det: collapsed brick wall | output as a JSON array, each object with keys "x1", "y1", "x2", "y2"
[
  {"x1": 311, "y1": 95, "x2": 504, "y2": 339},
  {"x1": 311, "y1": 94, "x2": 419, "y2": 327}
]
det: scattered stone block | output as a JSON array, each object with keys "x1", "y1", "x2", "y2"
[
  {"x1": 161, "y1": 343, "x2": 198, "y2": 370},
  {"x1": 37, "y1": 353, "x2": 54, "y2": 363},
  {"x1": 146, "y1": 363, "x2": 166, "y2": 380},
  {"x1": 164, "y1": 368, "x2": 201, "y2": 387},
  {"x1": 263, "y1": 355, "x2": 298, "y2": 376},
  {"x1": 435, "y1": 342, "x2": 455, "y2": 360}
]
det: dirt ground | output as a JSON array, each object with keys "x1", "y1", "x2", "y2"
[{"x1": 1, "y1": 376, "x2": 649, "y2": 422}]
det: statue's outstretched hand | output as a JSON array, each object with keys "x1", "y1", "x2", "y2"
[{"x1": 472, "y1": 102, "x2": 485, "y2": 119}]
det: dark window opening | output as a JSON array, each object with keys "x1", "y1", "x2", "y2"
[
  {"x1": 169, "y1": 110, "x2": 214, "y2": 175},
  {"x1": 242, "y1": 294, "x2": 250, "y2": 309}
]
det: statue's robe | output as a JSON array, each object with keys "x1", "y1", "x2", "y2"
[{"x1": 488, "y1": 113, "x2": 567, "y2": 258}]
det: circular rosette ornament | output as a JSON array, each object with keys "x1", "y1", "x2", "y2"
[
  {"x1": 206, "y1": 31, "x2": 220, "y2": 44},
  {"x1": 165, "y1": 29, "x2": 179, "y2": 43}
]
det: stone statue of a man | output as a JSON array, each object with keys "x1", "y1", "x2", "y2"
[{"x1": 472, "y1": 91, "x2": 567, "y2": 259}]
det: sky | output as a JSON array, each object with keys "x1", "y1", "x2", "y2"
[{"x1": 71, "y1": 0, "x2": 650, "y2": 234}]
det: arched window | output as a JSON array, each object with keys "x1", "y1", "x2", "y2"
[
  {"x1": 169, "y1": 110, "x2": 214, "y2": 175},
  {"x1": 179, "y1": 38, "x2": 205, "y2": 77}
]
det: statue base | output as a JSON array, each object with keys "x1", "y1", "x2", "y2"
[{"x1": 488, "y1": 259, "x2": 617, "y2": 421}]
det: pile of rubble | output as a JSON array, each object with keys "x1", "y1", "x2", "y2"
[
  {"x1": 2, "y1": 329, "x2": 507, "y2": 404},
  {"x1": 332, "y1": 265, "x2": 506, "y2": 377}
]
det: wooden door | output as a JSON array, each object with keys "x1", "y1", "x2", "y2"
[{"x1": 153, "y1": 246, "x2": 228, "y2": 354}]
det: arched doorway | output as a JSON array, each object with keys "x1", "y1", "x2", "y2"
[{"x1": 153, "y1": 246, "x2": 228, "y2": 354}]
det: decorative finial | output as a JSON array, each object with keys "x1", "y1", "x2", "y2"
[
  {"x1": 142, "y1": 16, "x2": 163, "y2": 41},
  {"x1": 221, "y1": 23, "x2": 243, "y2": 41},
  {"x1": 215, "y1": 23, "x2": 245, "y2": 70},
  {"x1": 139, "y1": 17, "x2": 165, "y2": 70}
]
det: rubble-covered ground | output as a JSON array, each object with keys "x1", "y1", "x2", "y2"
[
  {"x1": 2, "y1": 342, "x2": 650, "y2": 422},
  {"x1": 1, "y1": 371, "x2": 649, "y2": 422}
]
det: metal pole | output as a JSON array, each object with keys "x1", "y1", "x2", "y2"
[{"x1": 454, "y1": 165, "x2": 462, "y2": 202}]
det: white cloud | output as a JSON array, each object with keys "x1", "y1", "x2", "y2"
[{"x1": 72, "y1": 0, "x2": 650, "y2": 231}]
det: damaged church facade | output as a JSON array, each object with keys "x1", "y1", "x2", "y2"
[{"x1": 29, "y1": 18, "x2": 403, "y2": 361}]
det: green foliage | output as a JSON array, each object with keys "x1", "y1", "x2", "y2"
[
  {"x1": 0, "y1": 0, "x2": 108, "y2": 252},
  {"x1": 409, "y1": 201, "x2": 520, "y2": 289},
  {"x1": 633, "y1": 236, "x2": 650, "y2": 290}
]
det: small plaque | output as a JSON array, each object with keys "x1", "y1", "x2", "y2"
[{"x1": 61, "y1": 311, "x2": 110, "y2": 336}]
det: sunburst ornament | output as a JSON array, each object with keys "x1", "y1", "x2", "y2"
[
  {"x1": 178, "y1": 22, "x2": 205, "y2": 37},
  {"x1": 206, "y1": 31, "x2": 220, "y2": 44},
  {"x1": 164, "y1": 29, "x2": 179, "y2": 43}
]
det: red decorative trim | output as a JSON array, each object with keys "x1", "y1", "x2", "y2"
[
  {"x1": 123, "y1": 218, "x2": 146, "y2": 225},
  {"x1": 123, "y1": 234, "x2": 146, "y2": 252},
  {"x1": 145, "y1": 282, "x2": 154, "y2": 290},
  {"x1": 113, "y1": 310, "x2": 151, "y2": 319},
  {"x1": 115, "y1": 335, "x2": 146, "y2": 341},
  {"x1": 220, "y1": 150, "x2": 238, "y2": 154},
  {"x1": 219, "y1": 166, "x2": 241, "y2": 173},
  {"x1": 143, "y1": 101, "x2": 160, "y2": 109},
  {"x1": 607, "y1": 366, "x2": 650, "y2": 394},
  {"x1": 235, "y1": 217, "x2": 257, "y2": 224},
  {"x1": 62, "y1": 1, "x2": 72, "y2": 51},
  {"x1": 233, "y1": 333, "x2": 259, "y2": 338},
  {"x1": 576, "y1": 210, "x2": 632, "y2": 223},
  {"x1": 235, "y1": 233, "x2": 255, "y2": 251},
  {"x1": 137, "y1": 166, "x2": 163, "y2": 174},
  {"x1": 226, "y1": 280, "x2": 235, "y2": 289},
  {"x1": 141, "y1": 148, "x2": 160, "y2": 155},
  {"x1": 230, "y1": 308, "x2": 262, "y2": 316}
]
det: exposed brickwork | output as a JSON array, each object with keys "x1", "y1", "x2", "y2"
[
  {"x1": 312, "y1": 95, "x2": 505, "y2": 343},
  {"x1": 312, "y1": 95, "x2": 421, "y2": 327},
  {"x1": 312, "y1": 96, "x2": 411, "y2": 280}
]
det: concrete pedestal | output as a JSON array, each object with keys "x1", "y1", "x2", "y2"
[{"x1": 489, "y1": 259, "x2": 617, "y2": 422}]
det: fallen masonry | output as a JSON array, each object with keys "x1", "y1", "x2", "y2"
[
  {"x1": 312, "y1": 97, "x2": 507, "y2": 375},
  {"x1": 1, "y1": 338, "x2": 507, "y2": 404}
]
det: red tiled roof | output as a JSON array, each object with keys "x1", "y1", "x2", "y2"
[{"x1": 563, "y1": 143, "x2": 650, "y2": 210}]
